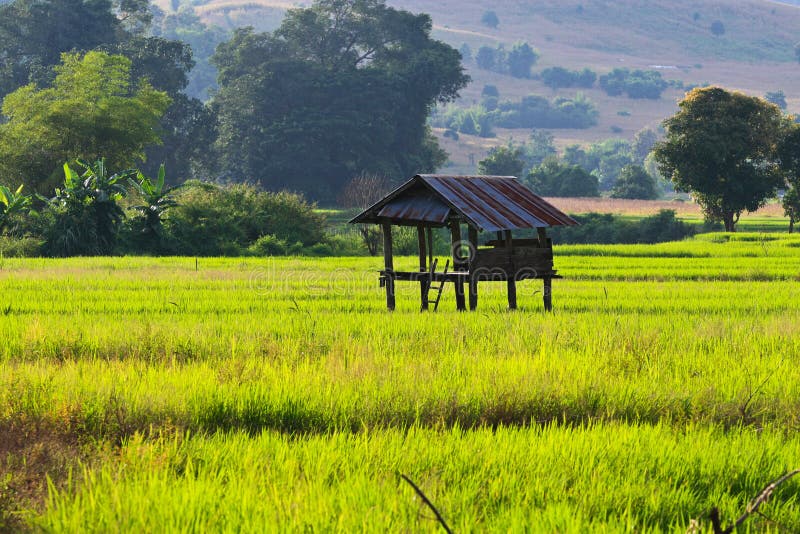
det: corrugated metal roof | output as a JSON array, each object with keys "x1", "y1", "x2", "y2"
[
  {"x1": 377, "y1": 194, "x2": 451, "y2": 224},
  {"x1": 350, "y1": 175, "x2": 578, "y2": 232}
]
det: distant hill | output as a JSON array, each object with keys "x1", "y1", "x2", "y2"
[{"x1": 157, "y1": 0, "x2": 800, "y2": 172}]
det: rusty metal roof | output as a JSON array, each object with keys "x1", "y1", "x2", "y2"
[{"x1": 349, "y1": 175, "x2": 578, "y2": 232}]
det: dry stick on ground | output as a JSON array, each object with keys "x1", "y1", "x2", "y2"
[
  {"x1": 399, "y1": 473, "x2": 453, "y2": 534},
  {"x1": 709, "y1": 469, "x2": 800, "y2": 534}
]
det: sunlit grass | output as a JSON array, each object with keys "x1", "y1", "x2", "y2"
[{"x1": 4, "y1": 232, "x2": 800, "y2": 531}]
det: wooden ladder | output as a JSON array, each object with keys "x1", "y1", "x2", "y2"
[{"x1": 427, "y1": 258, "x2": 450, "y2": 311}]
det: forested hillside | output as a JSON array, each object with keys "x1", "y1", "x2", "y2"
[{"x1": 166, "y1": 0, "x2": 800, "y2": 173}]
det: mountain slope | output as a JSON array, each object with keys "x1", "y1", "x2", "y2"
[{"x1": 167, "y1": 0, "x2": 800, "y2": 172}]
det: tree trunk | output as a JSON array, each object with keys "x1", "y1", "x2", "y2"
[
  {"x1": 723, "y1": 211, "x2": 736, "y2": 232},
  {"x1": 790, "y1": 216, "x2": 795, "y2": 234}
]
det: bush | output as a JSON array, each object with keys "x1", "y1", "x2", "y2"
[
  {"x1": 611, "y1": 165, "x2": 660, "y2": 200},
  {"x1": 481, "y1": 10, "x2": 499, "y2": 28},
  {"x1": 163, "y1": 182, "x2": 326, "y2": 256},
  {"x1": 527, "y1": 158, "x2": 600, "y2": 197},
  {"x1": 0, "y1": 236, "x2": 43, "y2": 257},
  {"x1": 550, "y1": 210, "x2": 695, "y2": 244},
  {"x1": 540, "y1": 67, "x2": 596, "y2": 89},
  {"x1": 599, "y1": 69, "x2": 668, "y2": 99},
  {"x1": 247, "y1": 235, "x2": 289, "y2": 256},
  {"x1": 494, "y1": 94, "x2": 598, "y2": 129}
]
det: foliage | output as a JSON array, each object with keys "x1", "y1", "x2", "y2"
[
  {"x1": 480, "y1": 10, "x2": 498, "y2": 28},
  {"x1": 610, "y1": 164, "x2": 660, "y2": 199},
  {"x1": 631, "y1": 127, "x2": 660, "y2": 163},
  {"x1": 540, "y1": 66, "x2": 596, "y2": 89},
  {"x1": 526, "y1": 157, "x2": 599, "y2": 197},
  {"x1": 654, "y1": 86, "x2": 789, "y2": 231},
  {"x1": 475, "y1": 42, "x2": 539, "y2": 78},
  {"x1": 563, "y1": 138, "x2": 635, "y2": 190},
  {"x1": 337, "y1": 173, "x2": 394, "y2": 255},
  {"x1": 477, "y1": 146, "x2": 525, "y2": 176},
  {"x1": 765, "y1": 90, "x2": 787, "y2": 110},
  {"x1": 550, "y1": 209, "x2": 694, "y2": 244},
  {"x1": 506, "y1": 42, "x2": 539, "y2": 79},
  {"x1": 211, "y1": 0, "x2": 468, "y2": 201},
  {"x1": 599, "y1": 68, "x2": 668, "y2": 99},
  {"x1": 41, "y1": 159, "x2": 134, "y2": 256},
  {"x1": 126, "y1": 164, "x2": 181, "y2": 252},
  {"x1": 164, "y1": 182, "x2": 326, "y2": 256},
  {"x1": 779, "y1": 124, "x2": 800, "y2": 232},
  {"x1": 151, "y1": 5, "x2": 229, "y2": 102},
  {"x1": 0, "y1": 184, "x2": 31, "y2": 234},
  {"x1": 0, "y1": 0, "x2": 123, "y2": 99},
  {"x1": 458, "y1": 43, "x2": 472, "y2": 62},
  {"x1": 493, "y1": 93, "x2": 598, "y2": 129},
  {"x1": 0, "y1": 51, "x2": 171, "y2": 194}
]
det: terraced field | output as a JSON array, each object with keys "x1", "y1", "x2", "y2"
[{"x1": 3, "y1": 232, "x2": 800, "y2": 531}]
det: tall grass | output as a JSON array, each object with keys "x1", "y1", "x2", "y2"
[{"x1": 4, "y1": 233, "x2": 800, "y2": 530}]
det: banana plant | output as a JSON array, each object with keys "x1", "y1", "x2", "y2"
[
  {"x1": 0, "y1": 184, "x2": 32, "y2": 233},
  {"x1": 128, "y1": 164, "x2": 181, "y2": 239},
  {"x1": 51, "y1": 159, "x2": 135, "y2": 255}
]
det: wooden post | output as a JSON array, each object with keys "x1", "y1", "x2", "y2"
[
  {"x1": 417, "y1": 224, "x2": 429, "y2": 311},
  {"x1": 450, "y1": 221, "x2": 466, "y2": 311},
  {"x1": 505, "y1": 230, "x2": 517, "y2": 310},
  {"x1": 468, "y1": 225, "x2": 479, "y2": 311},
  {"x1": 426, "y1": 226, "x2": 434, "y2": 268},
  {"x1": 543, "y1": 276, "x2": 552, "y2": 312},
  {"x1": 537, "y1": 227, "x2": 548, "y2": 247},
  {"x1": 382, "y1": 222, "x2": 395, "y2": 311}
]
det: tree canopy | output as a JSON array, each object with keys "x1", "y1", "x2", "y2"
[
  {"x1": 0, "y1": 51, "x2": 171, "y2": 192},
  {"x1": 211, "y1": 0, "x2": 468, "y2": 200},
  {"x1": 653, "y1": 86, "x2": 789, "y2": 231}
]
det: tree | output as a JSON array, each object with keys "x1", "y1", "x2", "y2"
[
  {"x1": 710, "y1": 20, "x2": 725, "y2": 36},
  {"x1": 212, "y1": 1, "x2": 468, "y2": 200},
  {"x1": 127, "y1": 164, "x2": 182, "y2": 250},
  {"x1": 0, "y1": 51, "x2": 171, "y2": 193},
  {"x1": 632, "y1": 127, "x2": 659, "y2": 163},
  {"x1": 527, "y1": 157, "x2": 599, "y2": 197},
  {"x1": 338, "y1": 173, "x2": 393, "y2": 255},
  {"x1": 765, "y1": 90, "x2": 787, "y2": 110},
  {"x1": 458, "y1": 44, "x2": 472, "y2": 63},
  {"x1": 42, "y1": 159, "x2": 133, "y2": 256},
  {"x1": 0, "y1": 0, "x2": 122, "y2": 98},
  {"x1": 507, "y1": 42, "x2": 538, "y2": 79},
  {"x1": 475, "y1": 46, "x2": 497, "y2": 71},
  {"x1": 478, "y1": 146, "x2": 525, "y2": 177},
  {"x1": 779, "y1": 124, "x2": 800, "y2": 233},
  {"x1": 610, "y1": 164, "x2": 659, "y2": 199},
  {"x1": 653, "y1": 87, "x2": 788, "y2": 232},
  {"x1": 481, "y1": 10, "x2": 499, "y2": 28}
]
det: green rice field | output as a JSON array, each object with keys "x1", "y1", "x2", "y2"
[{"x1": 3, "y1": 231, "x2": 800, "y2": 531}]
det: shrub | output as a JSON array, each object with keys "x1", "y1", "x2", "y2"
[
  {"x1": 481, "y1": 10, "x2": 499, "y2": 28},
  {"x1": 527, "y1": 158, "x2": 599, "y2": 197},
  {"x1": 550, "y1": 210, "x2": 695, "y2": 244},
  {"x1": 494, "y1": 94, "x2": 598, "y2": 129},
  {"x1": 611, "y1": 165, "x2": 660, "y2": 200},
  {"x1": 599, "y1": 69, "x2": 668, "y2": 99},
  {"x1": 164, "y1": 182, "x2": 325, "y2": 256},
  {"x1": 540, "y1": 67, "x2": 596, "y2": 89}
]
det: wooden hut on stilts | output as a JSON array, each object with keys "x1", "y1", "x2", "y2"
[{"x1": 350, "y1": 175, "x2": 578, "y2": 311}]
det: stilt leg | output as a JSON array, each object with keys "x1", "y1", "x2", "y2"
[{"x1": 543, "y1": 276, "x2": 552, "y2": 312}]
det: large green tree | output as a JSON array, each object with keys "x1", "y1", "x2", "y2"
[
  {"x1": 0, "y1": 51, "x2": 171, "y2": 192},
  {"x1": 653, "y1": 87, "x2": 789, "y2": 232},
  {"x1": 0, "y1": 0, "x2": 215, "y2": 185},
  {"x1": 211, "y1": 0, "x2": 469, "y2": 200}
]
